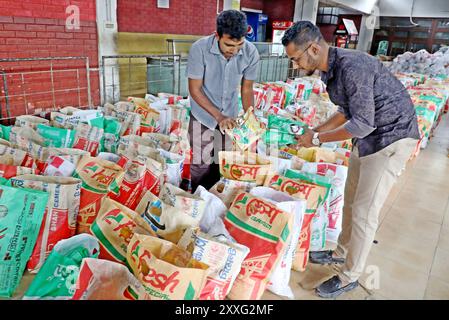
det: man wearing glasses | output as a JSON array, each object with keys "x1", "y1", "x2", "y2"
[
  {"x1": 187, "y1": 10, "x2": 260, "y2": 192},
  {"x1": 282, "y1": 21, "x2": 420, "y2": 298}
]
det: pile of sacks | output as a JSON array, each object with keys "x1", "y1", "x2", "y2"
[
  {"x1": 395, "y1": 72, "x2": 427, "y2": 89},
  {"x1": 240, "y1": 76, "x2": 337, "y2": 129},
  {"x1": 389, "y1": 46, "x2": 449, "y2": 77},
  {"x1": 0, "y1": 84, "x2": 354, "y2": 300},
  {"x1": 394, "y1": 72, "x2": 449, "y2": 155}
]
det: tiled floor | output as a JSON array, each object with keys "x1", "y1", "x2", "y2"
[{"x1": 262, "y1": 113, "x2": 449, "y2": 300}]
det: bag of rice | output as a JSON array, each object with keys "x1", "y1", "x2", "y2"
[
  {"x1": 10, "y1": 175, "x2": 82, "y2": 273},
  {"x1": 0, "y1": 184, "x2": 49, "y2": 297},
  {"x1": 71, "y1": 258, "x2": 149, "y2": 300},
  {"x1": 219, "y1": 151, "x2": 272, "y2": 185},
  {"x1": 73, "y1": 156, "x2": 124, "y2": 234},
  {"x1": 264, "y1": 173, "x2": 330, "y2": 271},
  {"x1": 90, "y1": 198, "x2": 155, "y2": 264},
  {"x1": 178, "y1": 229, "x2": 249, "y2": 300},
  {"x1": 127, "y1": 233, "x2": 209, "y2": 300},
  {"x1": 23, "y1": 234, "x2": 99, "y2": 299},
  {"x1": 209, "y1": 178, "x2": 257, "y2": 208},
  {"x1": 135, "y1": 191, "x2": 200, "y2": 244},
  {"x1": 224, "y1": 192, "x2": 292, "y2": 300},
  {"x1": 250, "y1": 186, "x2": 306, "y2": 299},
  {"x1": 0, "y1": 163, "x2": 35, "y2": 178},
  {"x1": 300, "y1": 163, "x2": 348, "y2": 244},
  {"x1": 15, "y1": 115, "x2": 49, "y2": 129}
]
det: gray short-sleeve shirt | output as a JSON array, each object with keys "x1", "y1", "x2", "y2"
[{"x1": 187, "y1": 34, "x2": 260, "y2": 129}]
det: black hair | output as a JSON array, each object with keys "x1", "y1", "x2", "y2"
[
  {"x1": 282, "y1": 21, "x2": 324, "y2": 48},
  {"x1": 217, "y1": 10, "x2": 248, "y2": 40}
]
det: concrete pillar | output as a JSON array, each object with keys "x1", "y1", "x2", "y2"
[
  {"x1": 294, "y1": 0, "x2": 319, "y2": 23},
  {"x1": 357, "y1": 15, "x2": 376, "y2": 53},
  {"x1": 96, "y1": 0, "x2": 119, "y2": 104}
]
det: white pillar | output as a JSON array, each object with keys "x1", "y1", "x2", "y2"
[
  {"x1": 96, "y1": 0, "x2": 119, "y2": 104},
  {"x1": 357, "y1": 15, "x2": 376, "y2": 53},
  {"x1": 294, "y1": 0, "x2": 319, "y2": 23}
]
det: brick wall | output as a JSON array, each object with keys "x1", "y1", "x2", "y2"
[
  {"x1": 117, "y1": 0, "x2": 217, "y2": 35},
  {"x1": 0, "y1": 0, "x2": 99, "y2": 120}
]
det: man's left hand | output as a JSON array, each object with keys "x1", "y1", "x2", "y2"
[{"x1": 296, "y1": 128, "x2": 316, "y2": 148}]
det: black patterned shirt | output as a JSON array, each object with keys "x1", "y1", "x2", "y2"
[{"x1": 320, "y1": 47, "x2": 420, "y2": 157}]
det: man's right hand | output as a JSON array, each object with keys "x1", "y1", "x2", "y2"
[{"x1": 216, "y1": 114, "x2": 237, "y2": 134}]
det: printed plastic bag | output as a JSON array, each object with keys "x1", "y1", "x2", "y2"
[
  {"x1": 0, "y1": 163, "x2": 35, "y2": 178},
  {"x1": 127, "y1": 233, "x2": 209, "y2": 300},
  {"x1": 90, "y1": 198, "x2": 155, "y2": 264},
  {"x1": 159, "y1": 149, "x2": 184, "y2": 187},
  {"x1": 15, "y1": 115, "x2": 49, "y2": 129},
  {"x1": 71, "y1": 258, "x2": 149, "y2": 300},
  {"x1": 36, "y1": 124, "x2": 76, "y2": 148},
  {"x1": 224, "y1": 192, "x2": 292, "y2": 300},
  {"x1": 23, "y1": 234, "x2": 99, "y2": 300},
  {"x1": 72, "y1": 123, "x2": 104, "y2": 156},
  {"x1": 135, "y1": 191, "x2": 200, "y2": 244},
  {"x1": 219, "y1": 151, "x2": 272, "y2": 185},
  {"x1": 40, "y1": 148, "x2": 89, "y2": 176},
  {"x1": 264, "y1": 173, "x2": 330, "y2": 271},
  {"x1": 267, "y1": 114, "x2": 306, "y2": 136},
  {"x1": 225, "y1": 107, "x2": 265, "y2": 151},
  {"x1": 10, "y1": 175, "x2": 82, "y2": 273},
  {"x1": 0, "y1": 144, "x2": 35, "y2": 168},
  {"x1": 250, "y1": 187, "x2": 306, "y2": 299},
  {"x1": 178, "y1": 229, "x2": 249, "y2": 300},
  {"x1": 101, "y1": 116, "x2": 122, "y2": 153},
  {"x1": 0, "y1": 125, "x2": 12, "y2": 141},
  {"x1": 159, "y1": 183, "x2": 206, "y2": 222},
  {"x1": 109, "y1": 154, "x2": 166, "y2": 210},
  {"x1": 283, "y1": 170, "x2": 332, "y2": 268},
  {"x1": 0, "y1": 185, "x2": 49, "y2": 297},
  {"x1": 73, "y1": 156, "x2": 124, "y2": 234},
  {"x1": 209, "y1": 178, "x2": 257, "y2": 208},
  {"x1": 301, "y1": 163, "x2": 348, "y2": 244},
  {"x1": 102, "y1": 103, "x2": 141, "y2": 136}
]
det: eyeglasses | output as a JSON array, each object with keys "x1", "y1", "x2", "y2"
[{"x1": 290, "y1": 43, "x2": 314, "y2": 65}]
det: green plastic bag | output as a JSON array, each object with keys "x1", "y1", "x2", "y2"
[
  {"x1": 268, "y1": 114, "x2": 307, "y2": 136},
  {"x1": 23, "y1": 234, "x2": 99, "y2": 300},
  {"x1": 37, "y1": 124, "x2": 76, "y2": 148},
  {"x1": 101, "y1": 116, "x2": 122, "y2": 153},
  {"x1": 86, "y1": 113, "x2": 105, "y2": 129},
  {"x1": 263, "y1": 129, "x2": 297, "y2": 146},
  {"x1": 0, "y1": 125, "x2": 11, "y2": 141},
  {"x1": 0, "y1": 185, "x2": 49, "y2": 298}
]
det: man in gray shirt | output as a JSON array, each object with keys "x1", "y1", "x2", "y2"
[
  {"x1": 282, "y1": 21, "x2": 420, "y2": 298},
  {"x1": 187, "y1": 10, "x2": 260, "y2": 192}
]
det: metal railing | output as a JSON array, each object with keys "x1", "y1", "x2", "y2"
[
  {"x1": 165, "y1": 38, "x2": 300, "y2": 83},
  {"x1": 100, "y1": 54, "x2": 182, "y2": 105},
  {"x1": 0, "y1": 56, "x2": 96, "y2": 122}
]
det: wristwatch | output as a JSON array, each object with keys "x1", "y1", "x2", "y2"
[{"x1": 312, "y1": 132, "x2": 321, "y2": 146}]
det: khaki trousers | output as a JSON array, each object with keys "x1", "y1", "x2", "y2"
[{"x1": 334, "y1": 138, "x2": 418, "y2": 283}]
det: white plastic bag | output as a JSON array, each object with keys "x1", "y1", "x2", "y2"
[{"x1": 194, "y1": 185, "x2": 233, "y2": 241}]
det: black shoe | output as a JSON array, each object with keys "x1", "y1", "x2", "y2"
[
  {"x1": 315, "y1": 275, "x2": 359, "y2": 299},
  {"x1": 309, "y1": 250, "x2": 345, "y2": 265}
]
